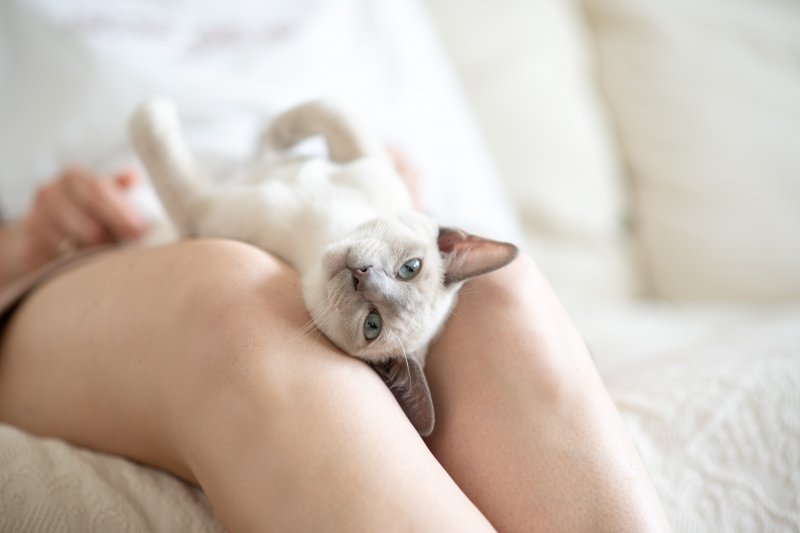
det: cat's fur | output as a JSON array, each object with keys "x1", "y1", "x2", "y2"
[{"x1": 128, "y1": 98, "x2": 517, "y2": 436}]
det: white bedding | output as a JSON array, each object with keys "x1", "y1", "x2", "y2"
[
  {"x1": 0, "y1": 426, "x2": 220, "y2": 532},
  {"x1": 585, "y1": 305, "x2": 800, "y2": 532}
]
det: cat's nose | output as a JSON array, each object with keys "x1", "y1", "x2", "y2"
[{"x1": 349, "y1": 265, "x2": 373, "y2": 291}]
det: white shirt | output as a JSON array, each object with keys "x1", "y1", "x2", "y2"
[{"x1": 0, "y1": 0, "x2": 521, "y2": 241}]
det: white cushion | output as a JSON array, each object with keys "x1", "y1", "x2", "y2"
[
  {"x1": 423, "y1": 0, "x2": 641, "y2": 303},
  {"x1": 584, "y1": 0, "x2": 800, "y2": 302}
]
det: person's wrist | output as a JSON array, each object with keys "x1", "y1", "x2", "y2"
[
  {"x1": 0, "y1": 222, "x2": 24, "y2": 283},
  {"x1": 0, "y1": 221, "x2": 44, "y2": 283}
]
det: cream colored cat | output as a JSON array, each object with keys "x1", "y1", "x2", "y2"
[{"x1": 129, "y1": 98, "x2": 517, "y2": 435}]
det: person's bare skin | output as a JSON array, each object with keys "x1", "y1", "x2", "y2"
[
  {"x1": 0, "y1": 240, "x2": 495, "y2": 531},
  {"x1": 0, "y1": 164, "x2": 670, "y2": 531},
  {"x1": 0, "y1": 167, "x2": 144, "y2": 285},
  {"x1": 426, "y1": 255, "x2": 670, "y2": 531}
]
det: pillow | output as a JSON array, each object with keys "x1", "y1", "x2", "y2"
[
  {"x1": 584, "y1": 0, "x2": 800, "y2": 302},
  {"x1": 423, "y1": 0, "x2": 642, "y2": 304}
]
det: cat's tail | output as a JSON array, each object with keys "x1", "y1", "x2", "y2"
[
  {"x1": 128, "y1": 97, "x2": 210, "y2": 236},
  {"x1": 261, "y1": 101, "x2": 386, "y2": 164}
]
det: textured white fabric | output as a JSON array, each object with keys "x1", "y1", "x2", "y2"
[
  {"x1": 586, "y1": 305, "x2": 800, "y2": 532},
  {"x1": 423, "y1": 0, "x2": 641, "y2": 303},
  {"x1": 584, "y1": 0, "x2": 800, "y2": 302},
  {"x1": 0, "y1": 425, "x2": 221, "y2": 532}
]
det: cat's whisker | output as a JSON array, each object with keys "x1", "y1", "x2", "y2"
[
  {"x1": 308, "y1": 303, "x2": 334, "y2": 334},
  {"x1": 444, "y1": 306, "x2": 467, "y2": 328},
  {"x1": 287, "y1": 321, "x2": 317, "y2": 343},
  {"x1": 298, "y1": 312, "x2": 324, "y2": 335},
  {"x1": 391, "y1": 331, "x2": 413, "y2": 387},
  {"x1": 288, "y1": 299, "x2": 336, "y2": 343},
  {"x1": 453, "y1": 285, "x2": 485, "y2": 297}
]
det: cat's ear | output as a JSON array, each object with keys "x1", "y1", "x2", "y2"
[
  {"x1": 371, "y1": 356, "x2": 434, "y2": 437},
  {"x1": 438, "y1": 227, "x2": 519, "y2": 285}
]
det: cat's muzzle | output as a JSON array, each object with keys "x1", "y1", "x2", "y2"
[{"x1": 349, "y1": 265, "x2": 373, "y2": 291}]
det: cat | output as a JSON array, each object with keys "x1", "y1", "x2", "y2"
[{"x1": 128, "y1": 98, "x2": 518, "y2": 436}]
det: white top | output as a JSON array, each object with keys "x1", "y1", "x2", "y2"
[{"x1": 0, "y1": 0, "x2": 522, "y2": 242}]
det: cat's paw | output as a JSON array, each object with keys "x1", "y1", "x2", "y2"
[{"x1": 128, "y1": 96, "x2": 180, "y2": 145}]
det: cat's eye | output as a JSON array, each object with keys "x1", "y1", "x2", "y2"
[
  {"x1": 398, "y1": 258, "x2": 422, "y2": 280},
  {"x1": 364, "y1": 312, "x2": 383, "y2": 340}
]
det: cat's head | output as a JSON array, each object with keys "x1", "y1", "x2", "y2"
[{"x1": 304, "y1": 212, "x2": 518, "y2": 436}]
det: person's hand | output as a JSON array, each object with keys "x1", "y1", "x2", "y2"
[
  {"x1": 387, "y1": 146, "x2": 422, "y2": 210},
  {"x1": 16, "y1": 166, "x2": 145, "y2": 272}
]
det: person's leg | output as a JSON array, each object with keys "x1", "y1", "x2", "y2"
[
  {"x1": 424, "y1": 254, "x2": 671, "y2": 532},
  {"x1": 0, "y1": 240, "x2": 492, "y2": 532}
]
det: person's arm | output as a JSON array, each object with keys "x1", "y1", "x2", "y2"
[
  {"x1": 0, "y1": 168, "x2": 145, "y2": 287},
  {"x1": 0, "y1": 221, "x2": 28, "y2": 286}
]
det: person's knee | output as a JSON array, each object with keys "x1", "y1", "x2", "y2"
[
  {"x1": 464, "y1": 252, "x2": 590, "y2": 403},
  {"x1": 160, "y1": 240, "x2": 307, "y2": 380},
  {"x1": 156, "y1": 241, "x2": 387, "y2": 454},
  {"x1": 471, "y1": 252, "x2": 550, "y2": 307},
  {"x1": 174, "y1": 238, "x2": 296, "y2": 308},
  {"x1": 511, "y1": 254, "x2": 594, "y2": 403},
  {"x1": 160, "y1": 239, "x2": 370, "y2": 405},
  {"x1": 169, "y1": 238, "x2": 291, "y2": 308}
]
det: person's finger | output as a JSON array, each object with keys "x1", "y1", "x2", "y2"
[
  {"x1": 386, "y1": 145, "x2": 421, "y2": 209},
  {"x1": 24, "y1": 209, "x2": 64, "y2": 259},
  {"x1": 44, "y1": 186, "x2": 108, "y2": 247},
  {"x1": 114, "y1": 170, "x2": 137, "y2": 190},
  {"x1": 31, "y1": 180, "x2": 99, "y2": 250},
  {"x1": 65, "y1": 169, "x2": 145, "y2": 240}
]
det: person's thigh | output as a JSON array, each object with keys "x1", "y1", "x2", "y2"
[
  {"x1": 424, "y1": 254, "x2": 670, "y2": 532},
  {"x1": 0, "y1": 239, "x2": 493, "y2": 532},
  {"x1": 0, "y1": 239, "x2": 294, "y2": 479}
]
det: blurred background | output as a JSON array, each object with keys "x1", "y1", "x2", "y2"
[{"x1": 424, "y1": 0, "x2": 800, "y2": 306}]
